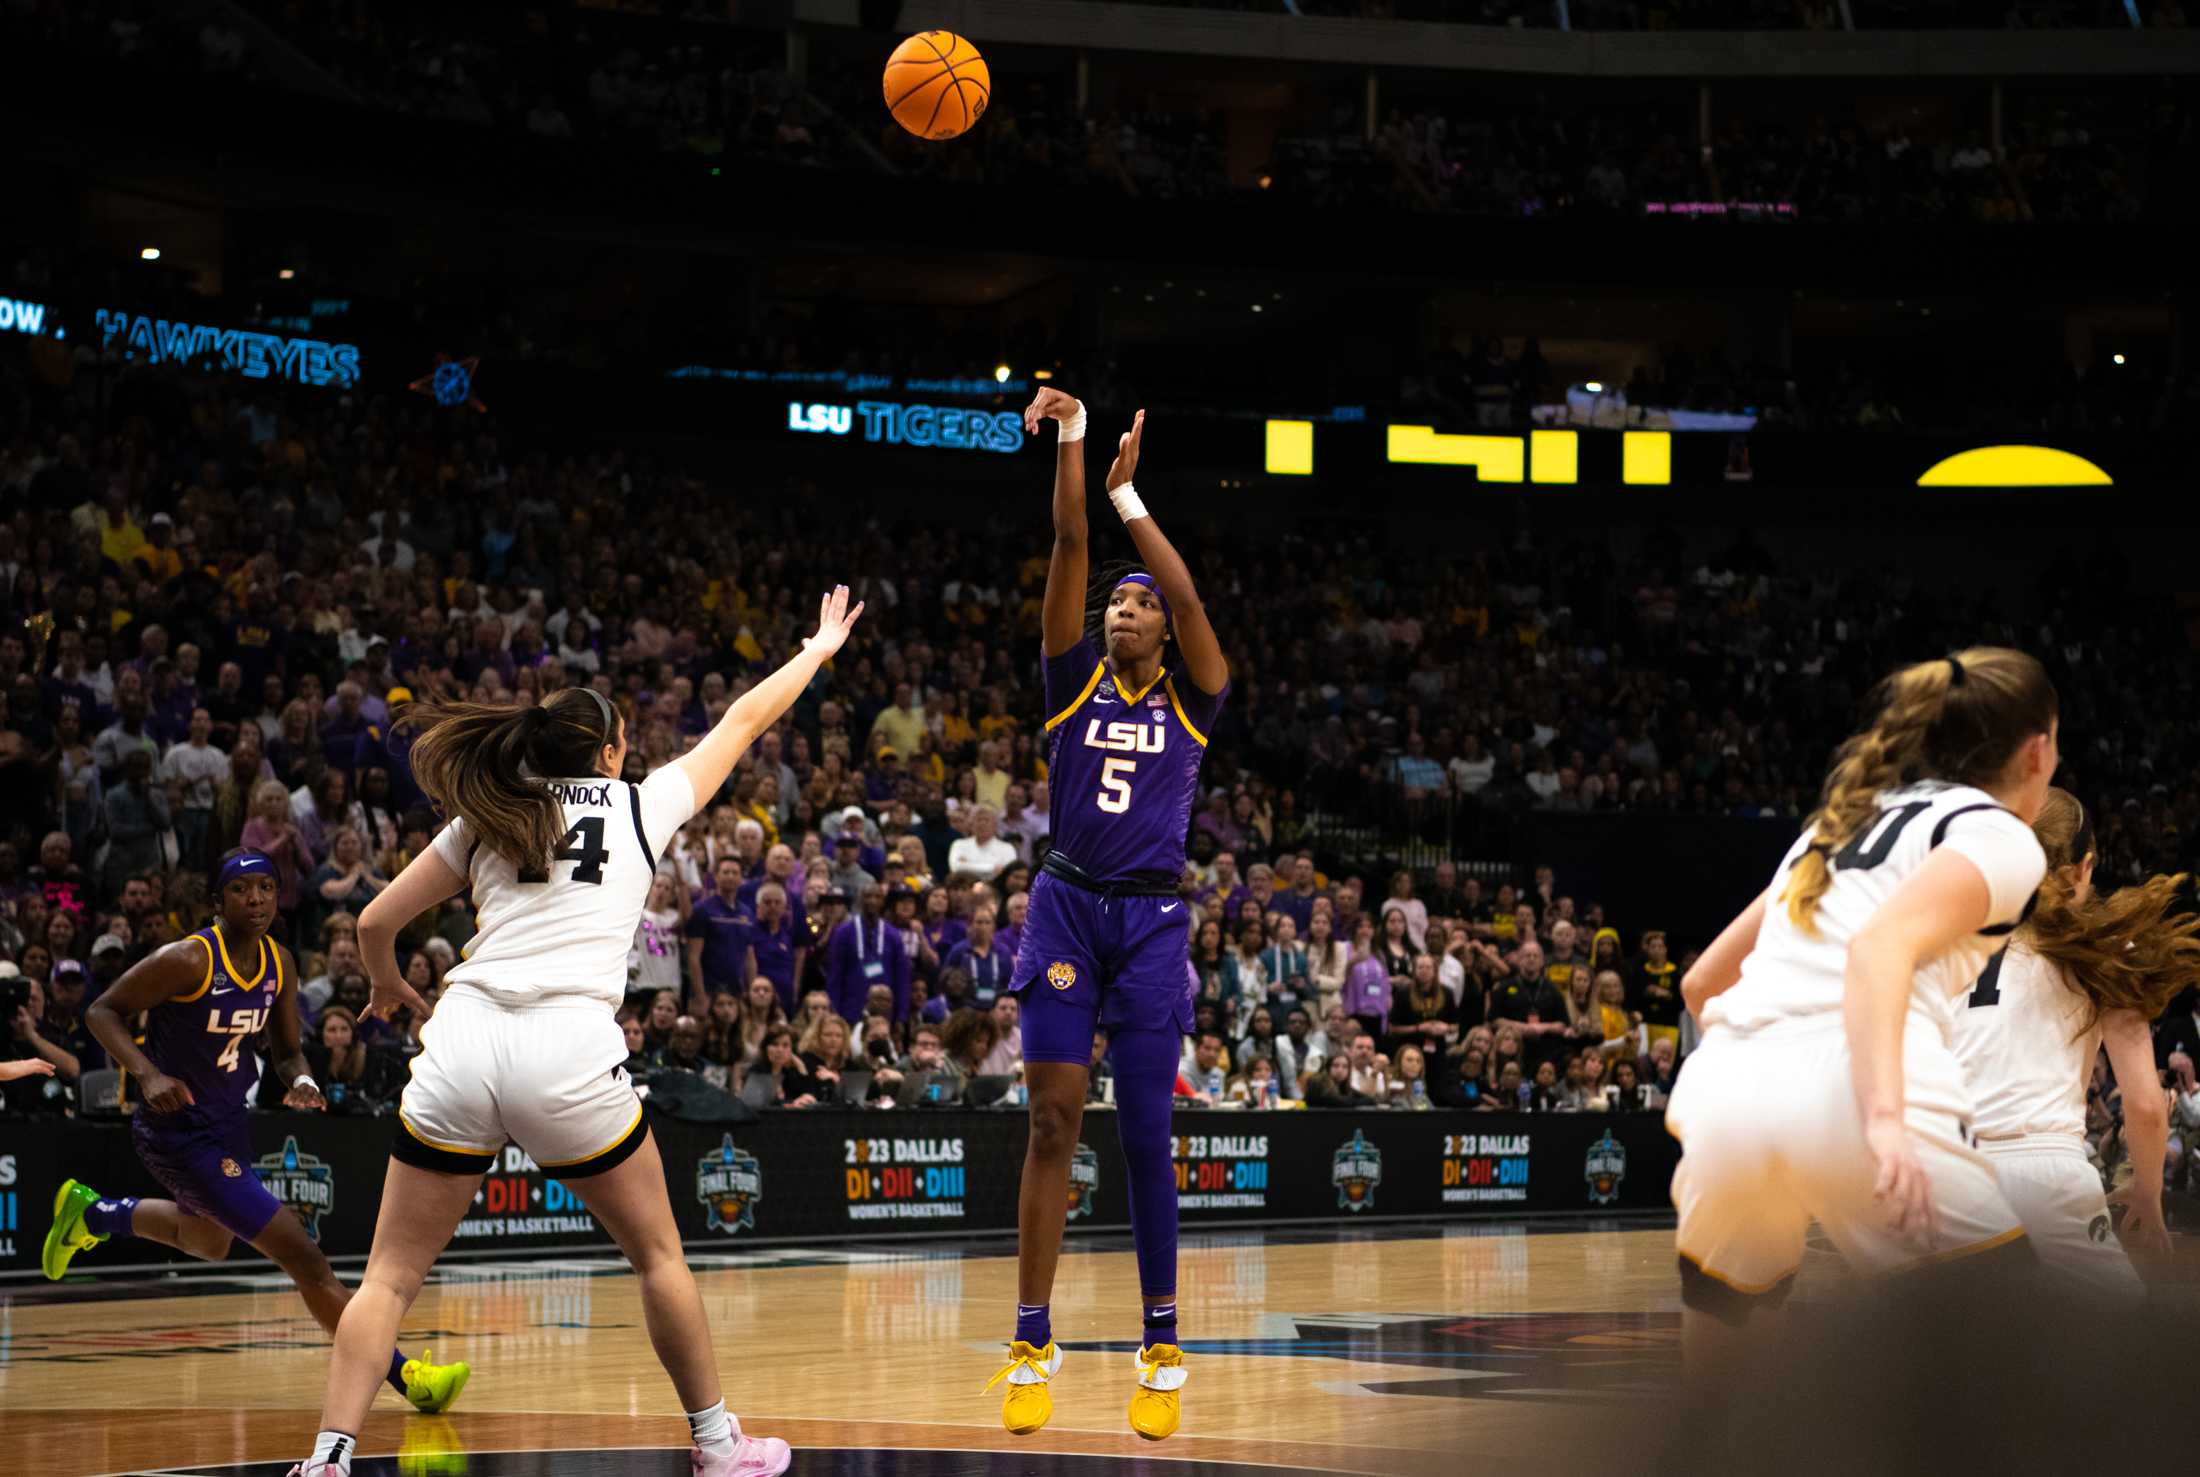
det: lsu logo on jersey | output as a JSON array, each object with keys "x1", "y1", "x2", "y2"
[
  {"x1": 1081, "y1": 718, "x2": 1167, "y2": 754},
  {"x1": 220, "y1": 1158, "x2": 244, "y2": 1179},
  {"x1": 1046, "y1": 960, "x2": 1078, "y2": 991}
]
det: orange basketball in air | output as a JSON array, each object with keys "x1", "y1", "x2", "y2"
[{"x1": 883, "y1": 31, "x2": 989, "y2": 141}]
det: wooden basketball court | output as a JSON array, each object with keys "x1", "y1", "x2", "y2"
[{"x1": 0, "y1": 1221, "x2": 1706, "y2": 1477}]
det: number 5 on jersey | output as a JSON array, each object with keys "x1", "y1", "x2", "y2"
[{"x1": 1097, "y1": 757, "x2": 1136, "y2": 814}]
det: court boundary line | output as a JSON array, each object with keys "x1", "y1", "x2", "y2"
[
  {"x1": 86, "y1": 1441, "x2": 1396, "y2": 1477},
  {"x1": 3, "y1": 1208, "x2": 1671, "y2": 1283}
]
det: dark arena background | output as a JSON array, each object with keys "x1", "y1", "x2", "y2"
[{"x1": 3, "y1": 2, "x2": 2199, "y2": 1475}]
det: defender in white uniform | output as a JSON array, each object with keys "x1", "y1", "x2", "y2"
[
  {"x1": 396, "y1": 766, "x2": 697, "y2": 1173},
  {"x1": 1953, "y1": 940, "x2": 2135, "y2": 1290},
  {"x1": 296, "y1": 587, "x2": 864, "y2": 1477},
  {"x1": 1952, "y1": 788, "x2": 2184, "y2": 1293},
  {"x1": 1669, "y1": 648, "x2": 2061, "y2": 1331}
]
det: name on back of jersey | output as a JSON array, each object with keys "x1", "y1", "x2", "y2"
[
  {"x1": 545, "y1": 781, "x2": 616, "y2": 807},
  {"x1": 1082, "y1": 717, "x2": 1167, "y2": 753}
]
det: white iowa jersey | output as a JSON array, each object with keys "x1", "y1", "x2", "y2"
[
  {"x1": 1952, "y1": 940, "x2": 2094, "y2": 1141},
  {"x1": 1707, "y1": 783, "x2": 2046, "y2": 1041},
  {"x1": 431, "y1": 767, "x2": 697, "y2": 1008}
]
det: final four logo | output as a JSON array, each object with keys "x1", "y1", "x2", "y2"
[
  {"x1": 697, "y1": 1135, "x2": 764, "y2": 1234},
  {"x1": 1584, "y1": 1129, "x2": 1628, "y2": 1206},
  {"x1": 253, "y1": 1136, "x2": 336, "y2": 1243},
  {"x1": 1331, "y1": 1130, "x2": 1383, "y2": 1212},
  {"x1": 1065, "y1": 1142, "x2": 1100, "y2": 1221}
]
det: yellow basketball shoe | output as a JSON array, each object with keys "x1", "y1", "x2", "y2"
[
  {"x1": 402, "y1": 1349, "x2": 472, "y2": 1414},
  {"x1": 1129, "y1": 1344, "x2": 1186, "y2": 1441},
  {"x1": 984, "y1": 1340, "x2": 1063, "y2": 1435},
  {"x1": 43, "y1": 1179, "x2": 108, "y2": 1281}
]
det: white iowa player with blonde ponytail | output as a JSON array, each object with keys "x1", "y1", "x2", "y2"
[{"x1": 1666, "y1": 647, "x2": 2060, "y2": 1352}]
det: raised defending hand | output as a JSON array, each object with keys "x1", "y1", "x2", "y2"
[
  {"x1": 801, "y1": 585, "x2": 865, "y2": 661},
  {"x1": 1023, "y1": 386, "x2": 1082, "y2": 434},
  {"x1": 1106, "y1": 409, "x2": 1146, "y2": 492}
]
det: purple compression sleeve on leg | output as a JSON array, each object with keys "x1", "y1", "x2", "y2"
[{"x1": 1109, "y1": 1023, "x2": 1181, "y2": 1308}]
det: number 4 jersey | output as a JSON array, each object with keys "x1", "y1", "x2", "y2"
[
  {"x1": 431, "y1": 767, "x2": 699, "y2": 1009},
  {"x1": 139, "y1": 925, "x2": 288, "y2": 1131},
  {"x1": 1040, "y1": 637, "x2": 1226, "y2": 882},
  {"x1": 1707, "y1": 782, "x2": 2046, "y2": 1040}
]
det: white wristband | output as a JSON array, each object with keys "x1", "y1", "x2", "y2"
[
  {"x1": 1059, "y1": 403, "x2": 1087, "y2": 443},
  {"x1": 292, "y1": 1074, "x2": 320, "y2": 1095},
  {"x1": 1108, "y1": 480, "x2": 1148, "y2": 523}
]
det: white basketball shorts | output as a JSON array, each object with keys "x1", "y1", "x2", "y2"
[
  {"x1": 394, "y1": 987, "x2": 647, "y2": 1178},
  {"x1": 1982, "y1": 1138, "x2": 2141, "y2": 1295},
  {"x1": 1666, "y1": 1020, "x2": 2026, "y2": 1312}
]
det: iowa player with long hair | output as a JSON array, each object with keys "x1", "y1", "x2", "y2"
[
  {"x1": 984, "y1": 390, "x2": 1226, "y2": 1441},
  {"x1": 1953, "y1": 788, "x2": 2199, "y2": 1289},
  {"x1": 43, "y1": 849, "x2": 468, "y2": 1415},
  {"x1": 1670, "y1": 649, "x2": 2059, "y2": 1348},
  {"x1": 291, "y1": 589, "x2": 861, "y2": 1477}
]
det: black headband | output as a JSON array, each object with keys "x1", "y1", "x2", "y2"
[{"x1": 1945, "y1": 656, "x2": 1967, "y2": 686}]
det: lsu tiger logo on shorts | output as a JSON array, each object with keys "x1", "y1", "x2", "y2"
[
  {"x1": 220, "y1": 1158, "x2": 243, "y2": 1179},
  {"x1": 1046, "y1": 960, "x2": 1078, "y2": 991}
]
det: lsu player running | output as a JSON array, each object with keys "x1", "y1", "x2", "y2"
[
  {"x1": 292, "y1": 589, "x2": 860, "y2": 1477},
  {"x1": 1670, "y1": 649, "x2": 2059, "y2": 1348},
  {"x1": 986, "y1": 390, "x2": 1226, "y2": 1441},
  {"x1": 44, "y1": 849, "x2": 468, "y2": 1415},
  {"x1": 1953, "y1": 787, "x2": 2198, "y2": 1291}
]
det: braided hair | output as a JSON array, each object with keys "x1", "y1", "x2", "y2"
[{"x1": 1781, "y1": 647, "x2": 2057, "y2": 934}]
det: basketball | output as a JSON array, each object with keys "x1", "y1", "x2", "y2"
[{"x1": 883, "y1": 30, "x2": 989, "y2": 141}]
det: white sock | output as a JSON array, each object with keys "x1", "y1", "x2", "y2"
[
  {"x1": 687, "y1": 1398, "x2": 736, "y2": 1457},
  {"x1": 310, "y1": 1430, "x2": 356, "y2": 1475}
]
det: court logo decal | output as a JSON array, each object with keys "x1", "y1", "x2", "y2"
[
  {"x1": 1066, "y1": 1141, "x2": 1101, "y2": 1221},
  {"x1": 1331, "y1": 1130, "x2": 1383, "y2": 1212},
  {"x1": 1047, "y1": 960, "x2": 1077, "y2": 991},
  {"x1": 1584, "y1": 1129, "x2": 1627, "y2": 1206},
  {"x1": 697, "y1": 1135, "x2": 764, "y2": 1235},
  {"x1": 253, "y1": 1136, "x2": 337, "y2": 1242}
]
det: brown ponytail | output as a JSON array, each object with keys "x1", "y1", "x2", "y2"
[
  {"x1": 1782, "y1": 646, "x2": 2057, "y2": 934},
  {"x1": 2023, "y1": 787, "x2": 2200, "y2": 1036},
  {"x1": 399, "y1": 687, "x2": 621, "y2": 873}
]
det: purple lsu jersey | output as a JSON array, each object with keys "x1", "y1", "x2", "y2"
[
  {"x1": 1040, "y1": 637, "x2": 1225, "y2": 882},
  {"x1": 139, "y1": 926, "x2": 286, "y2": 1131}
]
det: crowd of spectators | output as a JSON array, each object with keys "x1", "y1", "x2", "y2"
[
  {"x1": 3, "y1": 335, "x2": 2198, "y2": 1211},
  {"x1": 1273, "y1": 84, "x2": 2185, "y2": 225},
  {"x1": 9, "y1": 1, "x2": 2190, "y2": 229},
  {"x1": 1117, "y1": 0, "x2": 2189, "y2": 25}
]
